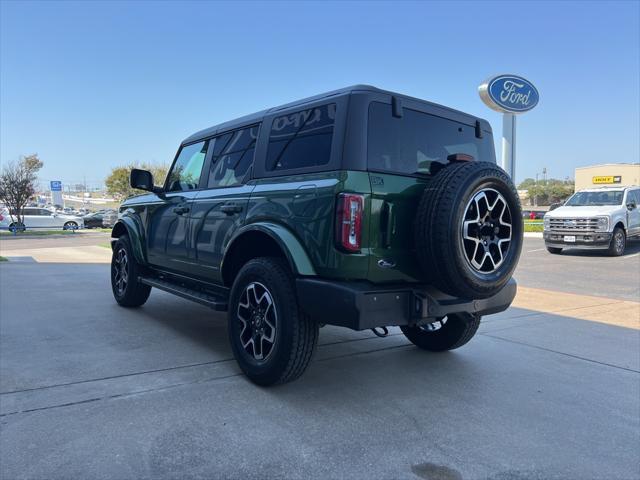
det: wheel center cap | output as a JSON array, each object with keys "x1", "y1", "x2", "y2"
[{"x1": 480, "y1": 223, "x2": 494, "y2": 238}]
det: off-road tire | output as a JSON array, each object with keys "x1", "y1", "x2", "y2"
[
  {"x1": 400, "y1": 313, "x2": 481, "y2": 352},
  {"x1": 546, "y1": 246, "x2": 563, "y2": 254},
  {"x1": 228, "y1": 257, "x2": 318, "y2": 386},
  {"x1": 415, "y1": 161, "x2": 523, "y2": 299},
  {"x1": 607, "y1": 227, "x2": 626, "y2": 256},
  {"x1": 111, "y1": 235, "x2": 151, "y2": 307}
]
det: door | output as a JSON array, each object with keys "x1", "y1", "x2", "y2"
[
  {"x1": 20, "y1": 208, "x2": 44, "y2": 229},
  {"x1": 41, "y1": 209, "x2": 61, "y2": 228},
  {"x1": 627, "y1": 189, "x2": 640, "y2": 236},
  {"x1": 147, "y1": 140, "x2": 209, "y2": 273},
  {"x1": 188, "y1": 125, "x2": 259, "y2": 282}
]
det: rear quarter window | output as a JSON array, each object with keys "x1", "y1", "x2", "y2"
[
  {"x1": 266, "y1": 103, "x2": 336, "y2": 172},
  {"x1": 367, "y1": 102, "x2": 495, "y2": 176}
]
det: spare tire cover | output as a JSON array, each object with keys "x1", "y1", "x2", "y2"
[{"x1": 414, "y1": 161, "x2": 523, "y2": 299}]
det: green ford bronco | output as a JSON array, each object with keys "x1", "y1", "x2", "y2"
[{"x1": 111, "y1": 85, "x2": 523, "y2": 385}]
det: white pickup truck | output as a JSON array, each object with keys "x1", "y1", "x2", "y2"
[{"x1": 543, "y1": 186, "x2": 640, "y2": 255}]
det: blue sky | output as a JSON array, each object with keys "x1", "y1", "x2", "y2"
[{"x1": 1, "y1": 0, "x2": 638, "y2": 187}]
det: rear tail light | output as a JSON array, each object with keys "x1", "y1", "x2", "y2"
[
  {"x1": 335, "y1": 193, "x2": 364, "y2": 252},
  {"x1": 0, "y1": 214, "x2": 3, "y2": 221}
]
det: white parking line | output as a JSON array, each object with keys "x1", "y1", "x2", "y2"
[{"x1": 527, "y1": 248, "x2": 546, "y2": 253}]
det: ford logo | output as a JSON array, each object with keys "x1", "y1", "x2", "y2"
[
  {"x1": 565, "y1": 220, "x2": 577, "y2": 228},
  {"x1": 478, "y1": 74, "x2": 539, "y2": 114}
]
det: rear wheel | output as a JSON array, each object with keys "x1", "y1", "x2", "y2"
[
  {"x1": 8, "y1": 222, "x2": 25, "y2": 232},
  {"x1": 400, "y1": 313, "x2": 480, "y2": 352},
  {"x1": 228, "y1": 257, "x2": 318, "y2": 386},
  {"x1": 607, "y1": 227, "x2": 625, "y2": 256},
  {"x1": 111, "y1": 235, "x2": 151, "y2": 307},
  {"x1": 546, "y1": 246, "x2": 563, "y2": 254}
]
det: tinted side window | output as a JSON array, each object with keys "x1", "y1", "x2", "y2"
[
  {"x1": 207, "y1": 125, "x2": 259, "y2": 188},
  {"x1": 266, "y1": 103, "x2": 336, "y2": 172},
  {"x1": 23, "y1": 208, "x2": 38, "y2": 215},
  {"x1": 167, "y1": 141, "x2": 209, "y2": 192}
]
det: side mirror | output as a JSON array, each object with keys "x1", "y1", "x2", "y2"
[
  {"x1": 130, "y1": 169, "x2": 156, "y2": 192},
  {"x1": 627, "y1": 201, "x2": 637, "y2": 211}
]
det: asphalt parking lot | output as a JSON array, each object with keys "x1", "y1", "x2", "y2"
[{"x1": 0, "y1": 235, "x2": 639, "y2": 480}]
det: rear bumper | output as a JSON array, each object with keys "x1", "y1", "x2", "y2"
[
  {"x1": 543, "y1": 231, "x2": 612, "y2": 249},
  {"x1": 296, "y1": 277, "x2": 517, "y2": 331}
]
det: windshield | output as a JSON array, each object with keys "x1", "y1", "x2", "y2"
[
  {"x1": 367, "y1": 102, "x2": 495, "y2": 176},
  {"x1": 565, "y1": 191, "x2": 624, "y2": 206}
]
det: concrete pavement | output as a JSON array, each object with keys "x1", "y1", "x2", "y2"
[
  {"x1": 0, "y1": 232, "x2": 112, "y2": 263},
  {"x1": 0, "y1": 236, "x2": 639, "y2": 479}
]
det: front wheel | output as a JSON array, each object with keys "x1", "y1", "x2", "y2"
[
  {"x1": 63, "y1": 221, "x2": 78, "y2": 230},
  {"x1": 228, "y1": 257, "x2": 318, "y2": 386},
  {"x1": 607, "y1": 227, "x2": 626, "y2": 256},
  {"x1": 111, "y1": 235, "x2": 151, "y2": 307},
  {"x1": 400, "y1": 313, "x2": 481, "y2": 352}
]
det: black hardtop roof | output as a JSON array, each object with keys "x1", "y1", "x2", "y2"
[{"x1": 182, "y1": 84, "x2": 489, "y2": 145}]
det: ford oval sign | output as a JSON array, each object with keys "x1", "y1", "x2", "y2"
[{"x1": 478, "y1": 74, "x2": 539, "y2": 113}]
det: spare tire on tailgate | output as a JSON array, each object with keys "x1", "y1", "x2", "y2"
[{"x1": 415, "y1": 161, "x2": 523, "y2": 299}]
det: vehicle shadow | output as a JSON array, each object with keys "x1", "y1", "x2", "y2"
[{"x1": 131, "y1": 293, "x2": 231, "y2": 353}]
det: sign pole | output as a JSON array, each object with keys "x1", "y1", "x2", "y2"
[{"x1": 501, "y1": 113, "x2": 516, "y2": 179}]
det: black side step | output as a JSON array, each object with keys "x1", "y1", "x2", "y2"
[{"x1": 139, "y1": 277, "x2": 228, "y2": 311}]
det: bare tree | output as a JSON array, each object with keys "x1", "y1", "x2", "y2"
[{"x1": 0, "y1": 154, "x2": 44, "y2": 227}]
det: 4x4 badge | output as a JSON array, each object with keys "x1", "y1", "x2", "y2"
[{"x1": 370, "y1": 176, "x2": 384, "y2": 186}]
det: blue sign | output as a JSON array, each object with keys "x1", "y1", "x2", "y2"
[
  {"x1": 478, "y1": 74, "x2": 539, "y2": 113},
  {"x1": 50, "y1": 181, "x2": 62, "y2": 191}
]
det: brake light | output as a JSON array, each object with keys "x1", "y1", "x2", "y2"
[
  {"x1": 0, "y1": 214, "x2": 3, "y2": 222},
  {"x1": 335, "y1": 193, "x2": 364, "y2": 252}
]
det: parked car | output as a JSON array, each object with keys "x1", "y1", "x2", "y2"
[
  {"x1": 522, "y1": 210, "x2": 544, "y2": 219},
  {"x1": 0, "y1": 207, "x2": 84, "y2": 231},
  {"x1": 109, "y1": 85, "x2": 522, "y2": 385},
  {"x1": 101, "y1": 210, "x2": 118, "y2": 228},
  {"x1": 543, "y1": 186, "x2": 640, "y2": 255},
  {"x1": 83, "y1": 209, "x2": 117, "y2": 228},
  {"x1": 82, "y1": 212, "x2": 105, "y2": 228}
]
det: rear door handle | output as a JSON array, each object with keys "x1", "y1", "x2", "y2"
[
  {"x1": 173, "y1": 206, "x2": 190, "y2": 215},
  {"x1": 220, "y1": 203, "x2": 243, "y2": 215}
]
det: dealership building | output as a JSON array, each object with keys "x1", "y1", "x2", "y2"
[{"x1": 574, "y1": 163, "x2": 640, "y2": 191}]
